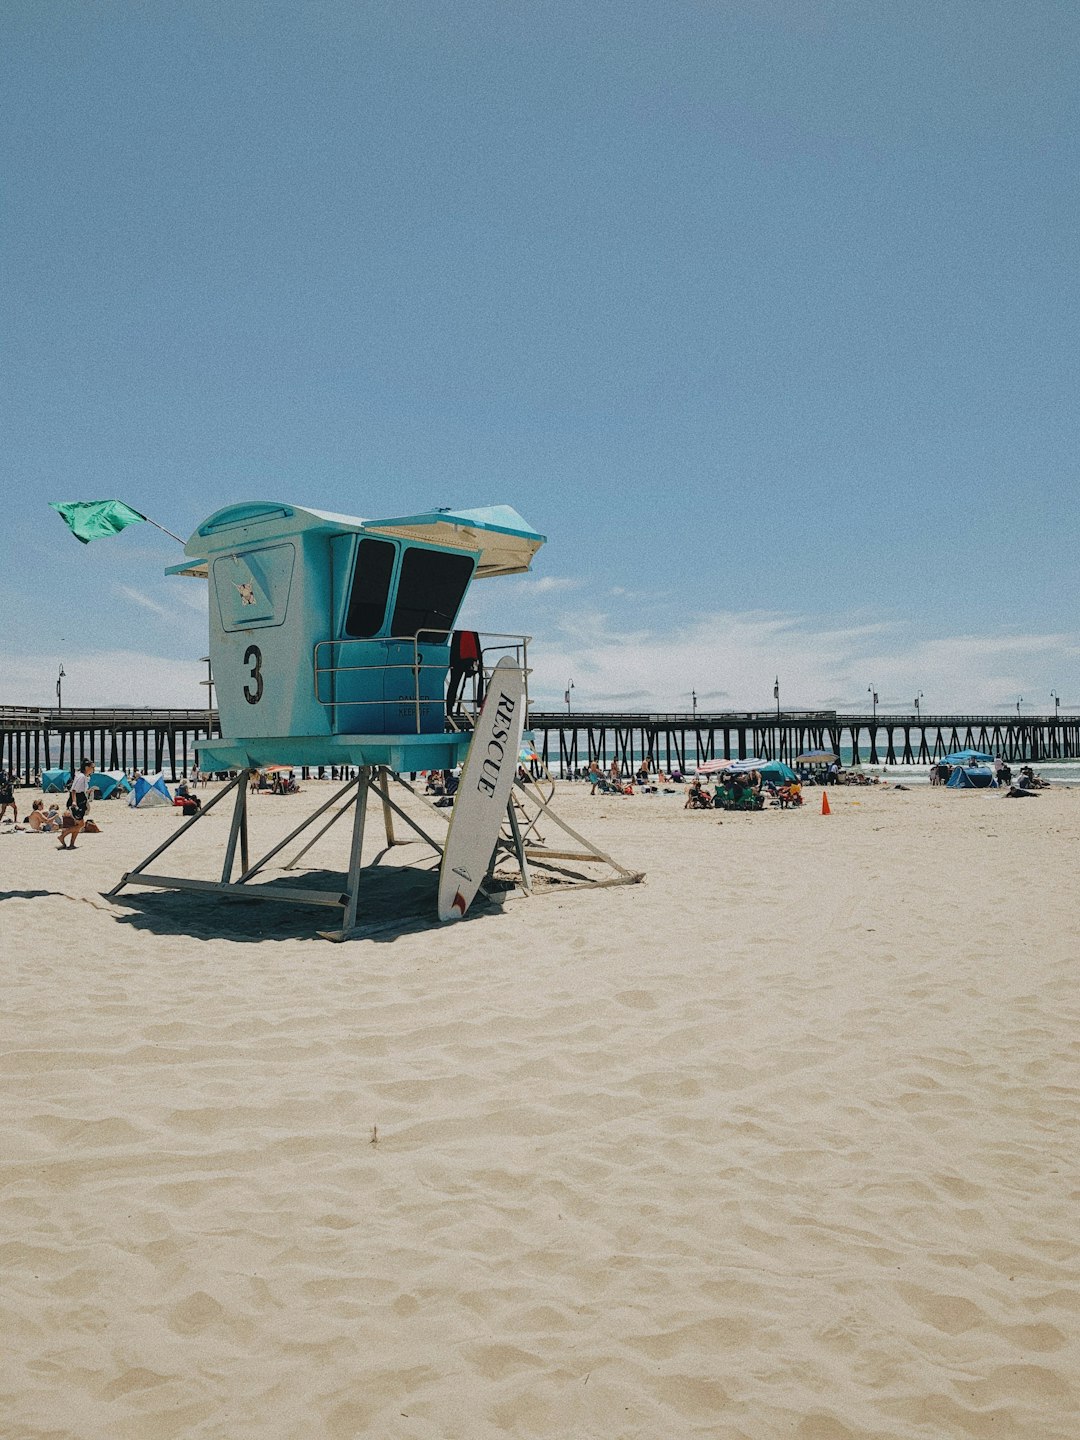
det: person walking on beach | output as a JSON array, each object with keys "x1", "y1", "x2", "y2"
[
  {"x1": 0, "y1": 769, "x2": 17, "y2": 825},
  {"x1": 59, "y1": 759, "x2": 93, "y2": 849}
]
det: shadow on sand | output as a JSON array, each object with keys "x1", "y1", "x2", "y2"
[
  {"x1": 2, "y1": 889, "x2": 69, "y2": 901},
  {"x1": 105, "y1": 864, "x2": 497, "y2": 944}
]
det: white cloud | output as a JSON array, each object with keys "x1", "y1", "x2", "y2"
[
  {"x1": 0, "y1": 649, "x2": 211, "y2": 708},
  {"x1": 173, "y1": 585, "x2": 210, "y2": 614},
  {"x1": 525, "y1": 608, "x2": 1080, "y2": 714},
  {"x1": 117, "y1": 586, "x2": 173, "y2": 620},
  {"x1": 2, "y1": 600, "x2": 1076, "y2": 718},
  {"x1": 513, "y1": 575, "x2": 582, "y2": 594}
]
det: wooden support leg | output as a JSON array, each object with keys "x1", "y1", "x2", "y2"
[
  {"x1": 373, "y1": 779, "x2": 446, "y2": 857},
  {"x1": 377, "y1": 767, "x2": 396, "y2": 846},
  {"x1": 106, "y1": 769, "x2": 247, "y2": 898},
  {"x1": 505, "y1": 797, "x2": 532, "y2": 895},
  {"x1": 220, "y1": 774, "x2": 249, "y2": 883},
  {"x1": 512, "y1": 778, "x2": 642, "y2": 881},
  {"x1": 239, "y1": 783, "x2": 249, "y2": 875},
  {"x1": 240, "y1": 773, "x2": 361, "y2": 880},
  {"x1": 340, "y1": 767, "x2": 370, "y2": 935}
]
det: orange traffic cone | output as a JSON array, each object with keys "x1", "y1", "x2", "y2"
[{"x1": 821, "y1": 790, "x2": 831, "y2": 816}]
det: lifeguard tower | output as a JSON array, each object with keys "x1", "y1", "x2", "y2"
[{"x1": 108, "y1": 500, "x2": 641, "y2": 938}]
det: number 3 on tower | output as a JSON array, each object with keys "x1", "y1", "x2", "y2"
[{"x1": 243, "y1": 645, "x2": 264, "y2": 704}]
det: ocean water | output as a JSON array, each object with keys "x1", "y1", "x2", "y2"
[
  {"x1": 550, "y1": 745, "x2": 1080, "y2": 787},
  {"x1": 836, "y1": 751, "x2": 1080, "y2": 786}
]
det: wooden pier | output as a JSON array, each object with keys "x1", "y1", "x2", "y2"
[
  {"x1": 0, "y1": 704, "x2": 1077, "y2": 784},
  {"x1": 527, "y1": 709, "x2": 1080, "y2": 775},
  {"x1": 0, "y1": 706, "x2": 217, "y2": 783}
]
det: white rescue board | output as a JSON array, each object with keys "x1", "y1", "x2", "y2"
[{"x1": 437, "y1": 656, "x2": 527, "y2": 922}]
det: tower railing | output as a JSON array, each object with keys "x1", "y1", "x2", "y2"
[{"x1": 312, "y1": 631, "x2": 531, "y2": 734}]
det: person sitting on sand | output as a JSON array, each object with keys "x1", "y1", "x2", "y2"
[
  {"x1": 175, "y1": 780, "x2": 201, "y2": 815},
  {"x1": 27, "y1": 800, "x2": 61, "y2": 832},
  {"x1": 684, "y1": 779, "x2": 711, "y2": 810},
  {"x1": 775, "y1": 780, "x2": 803, "y2": 809}
]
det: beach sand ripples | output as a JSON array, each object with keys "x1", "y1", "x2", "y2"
[{"x1": 1, "y1": 784, "x2": 1079, "y2": 1436}]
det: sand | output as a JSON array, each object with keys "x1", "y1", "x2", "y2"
[{"x1": 1, "y1": 779, "x2": 1079, "y2": 1439}]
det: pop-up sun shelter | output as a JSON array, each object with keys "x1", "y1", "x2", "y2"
[
  {"x1": 90, "y1": 770, "x2": 132, "y2": 800},
  {"x1": 127, "y1": 774, "x2": 173, "y2": 807},
  {"x1": 946, "y1": 766, "x2": 998, "y2": 789},
  {"x1": 43, "y1": 768, "x2": 131, "y2": 798},
  {"x1": 758, "y1": 760, "x2": 798, "y2": 784},
  {"x1": 109, "y1": 499, "x2": 642, "y2": 938}
]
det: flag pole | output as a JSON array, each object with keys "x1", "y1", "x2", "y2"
[{"x1": 139, "y1": 514, "x2": 186, "y2": 545}]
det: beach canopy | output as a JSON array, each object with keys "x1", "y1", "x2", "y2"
[
  {"x1": 942, "y1": 749, "x2": 994, "y2": 765},
  {"x1": 795, "y1": 751, "x2": 839, "y2": 764},
  {"x1": 89, "y1": 770, "x2": 132, "y2": 799},
  {"x1": 169, "y1": 501, "x2": 545, "y2": 581},
  {"x1": 759, "y1": 760, "x2": 798, "y2": 784},
  {"x1": 128, "y1": 774, "x2": 173, "y2": 808},
  {"x1": 41, "y1": 768, "x2": 71, "y2": 793},
  {"x1": 696, "y1": 758, "x2": 732, "y2": 776}
]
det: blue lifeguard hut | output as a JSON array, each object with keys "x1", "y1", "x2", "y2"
[
  {"x1": 166, "y1": 500, "x2": 544, "y2": 773},
  {"x1": 109, "y1": 497, "x2": 641, "y2": 938}
]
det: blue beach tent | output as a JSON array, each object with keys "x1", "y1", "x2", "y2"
[
  {"x1": 946, "y1": 766, "x2": 998, "y2": 789},
  {"x1": 943, "y1": 749, "x2": 994, "y2": 765},
  {"x1": 128, "y1": 774, "x2": 173, "y2": 808},
  {"x1": 41, "y1": 768, "x2": 71, "y2": 793},
  {"x1": 758, "y1": 760, "x2": 798, "y2": 785},
  {"x1": 89, "y1": 770, "x2": 132, "y2": 800}
]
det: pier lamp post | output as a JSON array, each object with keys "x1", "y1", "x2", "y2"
[
  {"x1": 1051, "y1": 690, "x2": 1060, "y2": 717},
  {"x1": 774, "y1": 676, "x2": 782, "y2": 761},
  {"x1": 198, "y1": 655, "x2": 215, "y2": 743},
  {"x1": 914, "y1": 692, "x2": 923, "y2": 721},
  {"x1": 692, "y1": 689, "x2": 697, "y2": 717},
  {"x1": 56, "y1": 663, "x2": 66, "y2": 713},
  {"x1": 1016, "y1": 696, "x2": 1023, "y2": 717},
  {"x1": 564, "y1": 679, "x2": 574, "y2": 716},
  {"x1": 868, "y1": 686, "x2": 878, "y2": 725}
]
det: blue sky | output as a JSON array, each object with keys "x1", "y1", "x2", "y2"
[{"x1": 3, "y1": 2, "x2": 1078, "y2": 713}]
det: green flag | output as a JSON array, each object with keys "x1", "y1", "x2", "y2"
[{"x1": 49, "y1": 500, "x2": 147, "y2": 544}]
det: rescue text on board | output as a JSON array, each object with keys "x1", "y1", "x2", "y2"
[{"x1": 476, "y1": 689, "x2": 518, "y2": 798}]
